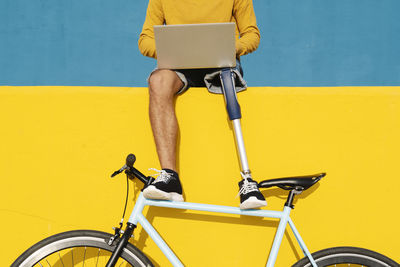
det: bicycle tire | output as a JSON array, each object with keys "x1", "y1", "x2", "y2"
[
  {"x1": 11, "y1": 230, "x2": 154, "y2": 267},
  {"x1": 292, "y1": 246, "x2": 399, "y2": 267}
]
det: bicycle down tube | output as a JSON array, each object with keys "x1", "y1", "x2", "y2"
[{"x1": 127, "y1": 193, "x2": 318, "y2": 267}]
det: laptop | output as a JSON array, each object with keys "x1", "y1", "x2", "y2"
[{"x1": 154, "y1": 23, "x2": 236, "y2": 69}]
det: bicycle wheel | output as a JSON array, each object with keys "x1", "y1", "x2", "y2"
[
  {"x1": 11, "y1": 230, "x2": 154, "y2": 267},
  {"x1": 292, "y1": 246, "x2": 399, "y2": 267}
]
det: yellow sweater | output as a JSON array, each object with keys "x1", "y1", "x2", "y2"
[{"x1": 138, "y1": 0, "x2": 260, "y2": 59}]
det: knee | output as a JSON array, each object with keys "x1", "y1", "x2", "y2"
[{"x1": 148, "y1": 70, "x2": 182, "y2": 99}]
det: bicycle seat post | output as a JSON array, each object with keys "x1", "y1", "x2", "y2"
[
  {"x1": 220, "y1": 68, "x2": 250, "y2": 175},
  {"x1": 285, "y1": 187, "x2": 303, "y2": 209}
]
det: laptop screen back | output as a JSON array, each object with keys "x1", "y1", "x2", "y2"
[{"x1": 154, "y1": 23, "x2": 236, "y2": 69}]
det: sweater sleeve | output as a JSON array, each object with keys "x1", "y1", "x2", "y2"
[
  {"x1": 138, "y1": 0, "x2": 164, "y2": 59},
  {"x1": 233, "y1": 0, "x2": 260, "y2": 57}
]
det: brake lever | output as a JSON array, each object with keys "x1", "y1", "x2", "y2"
[
  {"x1": 111, "y1": 154, "x2": 137, "y2": 178},
  {"x1": 111, "y1": 165, "x2": 128, "y2": 178}
]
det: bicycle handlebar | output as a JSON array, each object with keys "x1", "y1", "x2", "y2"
[
  {"x1": 111, "y1": 154, "x2": 152, "y2": 185},
  {"x1": 126, "y1": 166, "x2": 150, "y2": 184}
]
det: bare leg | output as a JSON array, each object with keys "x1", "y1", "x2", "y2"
[{"x1": 148, "y1": 70, "x2": 183, "y2": 172}]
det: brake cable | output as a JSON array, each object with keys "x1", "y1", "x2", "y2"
[
  {"x1": 120, "y1": 173, "x2": 130, "y2": 228},
  {"x1": 108, "y1": 156, "x2": 135, "y2": 245}
]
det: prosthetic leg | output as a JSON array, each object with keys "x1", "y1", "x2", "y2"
[{"x1": 219, "y1": 68, "x2": 267, "y2": 209}]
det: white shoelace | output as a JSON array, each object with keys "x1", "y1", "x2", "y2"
[
  {"x1": 149, "y1": 168, "x2": 172, "y2": 183},
  {"x1": 238, "y1": 179, "x2": 259, "y2": 196},
  {"x1": 238, "y1": 172, "x2": 259, "y2": 196}
]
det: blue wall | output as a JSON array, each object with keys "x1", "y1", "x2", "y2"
[{"x1": 1, "y1": 0, "x2": 400, "y2": 87}]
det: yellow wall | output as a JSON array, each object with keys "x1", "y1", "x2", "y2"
[{"x1": 1, "y1": 86, "x2": 399, "y2": 266}]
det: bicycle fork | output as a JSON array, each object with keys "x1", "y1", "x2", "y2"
[{"x1": 106, "y1": 223, "x2": 136, "y2": 267}]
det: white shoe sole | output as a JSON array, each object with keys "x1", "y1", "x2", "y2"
[
  {"x1": 143, "y1": 185, "x2": 184, "y2": 202},
  {"x1": 240, "y1": 196, "x2": 267, "y2": 209}
]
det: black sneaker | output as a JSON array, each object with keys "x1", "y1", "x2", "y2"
[
  {"x1": 238, "y1": 178, "x2": 267, "y2": 209},
  {"x1": 143, "y1": 168, "x2": 184, "y2": 202}
]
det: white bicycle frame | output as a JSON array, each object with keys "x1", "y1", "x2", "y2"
[{"x1": 127, "y1": 193, "x2": 318, "y2": 267}]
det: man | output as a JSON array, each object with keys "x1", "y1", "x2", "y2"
[{"x1": 138, "y1": 0, "x2": 267, "y2": 209}]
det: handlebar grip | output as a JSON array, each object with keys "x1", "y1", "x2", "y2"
[
  {"x1": 126, "y1": 154, "x2": 136, "y2": 167},
  {"x1": 112, "y1": 154, "x2": 152, "y2": 185}
]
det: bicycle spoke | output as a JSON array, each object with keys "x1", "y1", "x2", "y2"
[
  {"x1": 82, "y1": 246, "x2": 86, "y2": 267},
  {"x1": 58, "y1": 252, "x2": 65, "y2": 267},
  {"x1": 71, "y1": 248, "x2": 74, "y2": 265},
  {"x1": 45, "y1": 259, "x2": 51, "y2": 267},
  {"x1": 96, "y1": 248, "x2": 100, "y2": 267}
]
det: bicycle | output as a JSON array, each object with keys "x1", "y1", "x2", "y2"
[{"x1": 12, "y1": 69, "x2": 400, "y2": 267}]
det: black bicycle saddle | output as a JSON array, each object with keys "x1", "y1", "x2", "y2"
[{"x1": 258, "y1": 173, "x2": 326, "y2": 191}]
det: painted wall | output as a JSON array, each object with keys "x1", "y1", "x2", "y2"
[
  {"x1": 2, "y1": 86, "x2": 399, "y2": 266},
  {"x1": 2, "y1": 0, "x2": 400, "y2": 265},
  {"x1": 1, "y1": 0, "x2": 400, "y2": 87}
]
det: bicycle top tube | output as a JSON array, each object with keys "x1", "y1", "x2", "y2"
[
  {"x1": 128, "y1": 193, "x2": 289, "y2": 225},
  {"x1": 115, "y1": 154, "x2": 325, "y2": 222}
]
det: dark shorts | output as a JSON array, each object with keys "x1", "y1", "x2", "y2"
[{"x1": 148, "y1": 59, "x2": 244, "y2": 95}]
